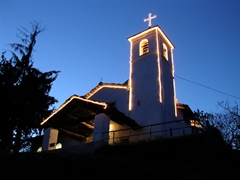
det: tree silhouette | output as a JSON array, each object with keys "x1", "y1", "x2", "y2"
[
  {"x1": 0, "y1": 22, "x2": 59, "y2": 153},
  {"x1": 194, "y1": 101, "x2": 240, "y2": 149}
]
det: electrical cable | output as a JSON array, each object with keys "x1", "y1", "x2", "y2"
[{"x1": 175, "y1": 75, "x2": 240, "y2": 100}]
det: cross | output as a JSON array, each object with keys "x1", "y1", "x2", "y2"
[{"x1": 144, "y1": 13, "x2": 157, "y2": 27}]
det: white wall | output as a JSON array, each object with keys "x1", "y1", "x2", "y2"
[
  {"x1": 42, "y1": 128, "x2": 59, "y2": 151},
  {"x1": 57, "y1": 133, "x2": 83, "y2": 148},
  {"x1": 93, "y1": 113, "x2": 110, "y2": 142},
  {"x1": 89, "y1": 87, "x2": 129, "y2": 115}
]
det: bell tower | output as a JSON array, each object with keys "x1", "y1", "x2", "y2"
[{"x1": 128, "y1": 14, "x2": 177, "y2": 127}]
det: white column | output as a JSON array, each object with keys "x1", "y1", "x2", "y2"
[
  {"x1": 42, "y1": 128, "x2": 59, "y2": 151},
  {"x1": 93, "y1": 113, "x2": 110, "y2": 142}
]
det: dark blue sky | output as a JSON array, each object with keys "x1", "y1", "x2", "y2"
[{"x1": 1, "y1": 0, "x2": 239, "y2": 113}]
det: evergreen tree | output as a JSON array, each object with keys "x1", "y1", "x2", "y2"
[{"x1": 0, "y1": 22, "x2": 59, "y2": 153}]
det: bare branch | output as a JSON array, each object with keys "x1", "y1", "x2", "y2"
[{"x1": 218, "y1": 101, "x2": 240, "y2": 118}]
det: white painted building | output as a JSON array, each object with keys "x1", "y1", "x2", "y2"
[{"x1": 40, "y1": 17, "x2": 199, "y2": 152}]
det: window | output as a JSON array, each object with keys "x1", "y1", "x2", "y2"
[
  {"x1": 139, "y1": 39, "x2": 149, "y2": 56},
  {"x1": 163, "y1": 43, "x2": 168, "y2": 60},
  {"x1": 49, "y1": 143, "x2": 56, "y2": 147},
  {"x1": 37, "y1": 147, "x2": 42, "y2": 153},
  {"x1": 137, "y1": 100, "x2": 141, "y2": 106},
  {"x1": 56, "y1": 143, "x2": 62, "y2": 149}
]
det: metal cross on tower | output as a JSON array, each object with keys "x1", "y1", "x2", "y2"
[{"x1": 144, "y1": 13, "x2": 157, "y2": 27}]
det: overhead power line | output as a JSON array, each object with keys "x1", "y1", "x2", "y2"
[{"x1": 175, "y1": 75, "x2": 240, "y2": 100}]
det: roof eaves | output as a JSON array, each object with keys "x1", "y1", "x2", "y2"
[{"x1": 40, "y1": 95, "x2": 108, "y2": 125}]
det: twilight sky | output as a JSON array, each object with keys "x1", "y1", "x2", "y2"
[{"x1": 1, "y1": 0, "x2": 239, "y2": 114}]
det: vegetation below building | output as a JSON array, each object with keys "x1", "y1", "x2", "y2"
[{"x1": 1, "y1": 133, "x2": 240, "y2": 179}]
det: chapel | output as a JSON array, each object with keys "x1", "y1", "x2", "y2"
[{"x1": 40, "y1": 14, "x2": 200, "y2": 152}]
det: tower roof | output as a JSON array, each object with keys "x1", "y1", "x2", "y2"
[{"x1": 128, "y1": 25, "x2": 175, "y2": 49}]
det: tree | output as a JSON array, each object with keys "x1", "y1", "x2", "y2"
[
  {"x1": 0, "y1": 22, "x2": 59, "y2": 153},
  {"x1": 194, "y1": 101, "x2": 240, "y2": 149},
  {"x1": 214, "y1": 101, "x2": 240, "y2": 149}
]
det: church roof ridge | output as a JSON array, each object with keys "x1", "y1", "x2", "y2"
[{"x1": 84, "y1": 82, "x2": 129, "y2": 99}]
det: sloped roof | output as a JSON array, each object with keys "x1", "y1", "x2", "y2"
[
  {"x1": 177, "y1": 103, "x2": 196, "y2": 124},
  {"x1": 84, "y1": 82, "x2": 129, "y2": 99},
  {"x1": 127, "y1": 25, "x2": 175, "y2": 49},
  {"x1": 41, "y1": 95, "x2": 140, "y2": 140}
]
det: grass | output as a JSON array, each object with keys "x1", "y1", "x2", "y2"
[{"x1": 1, "y1": 133, "x2": 240, "y2": 179}]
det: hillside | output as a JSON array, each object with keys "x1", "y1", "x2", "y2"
[{"x1": 1, "y1": 134, "x2": 240, "y2": 179}]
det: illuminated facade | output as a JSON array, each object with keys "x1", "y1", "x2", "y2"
[
  {"x1": 128, "y1": 26, "x2": 176, "y2": 124},
  {"x1": 40, "y1": 24, "x2": 198, "y2": 152}
]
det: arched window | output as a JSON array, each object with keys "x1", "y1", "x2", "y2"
[
  {"x1": 163, "y1": 43, "x2": 168, "y2": 60},
  {"x1": 139, "y1": 39, "x2": 149, "y2": 56},
  {"x1": 56, "y1": 143, "x2": 62, "y2": 149},
  {"x1": 37, "y1": 147, "x2": 42, "y2": 153}
]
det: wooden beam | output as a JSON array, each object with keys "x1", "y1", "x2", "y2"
[
  {"x1": 81, "y1": 122, "x2": 94, "y2": 130},
  {"x1": 60, "y1": 111, "x2": 94, "y2": 129},
  {"x1": 67, "y1": 113, "x2": 78, "y2": 120},
  {"x1": 58, "y1": 128, "x2": 86, "y2": 140}
]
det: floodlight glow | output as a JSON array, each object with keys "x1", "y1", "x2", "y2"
[
  {"x1": 156, "y1": 29, "x2": 162, "y2": 103},
  {"x1": 129, "y1": 41, "x2": 133, "y2": 111}
]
